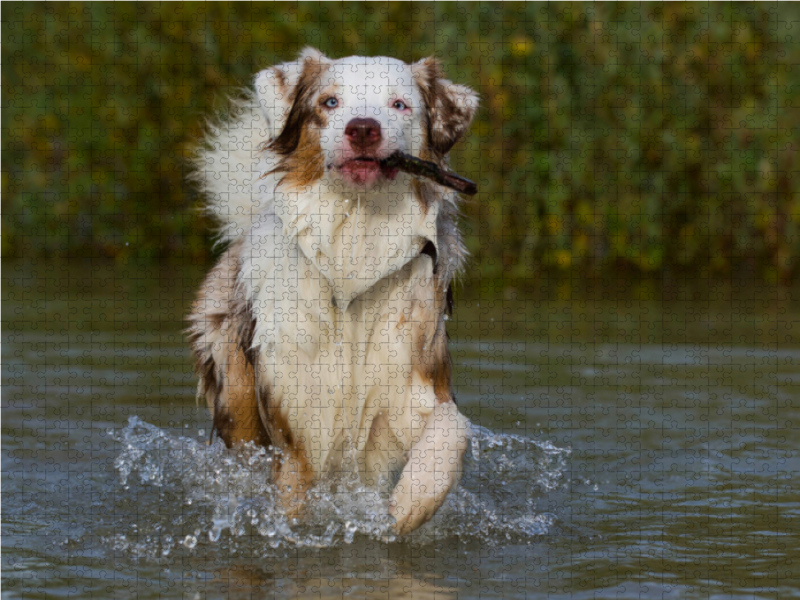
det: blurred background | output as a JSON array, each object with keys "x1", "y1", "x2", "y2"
[
  {"x1": 5, "y1": 5, "x2": 800, "y2": 598},
  {"x1": 4, "y1": 2, "x2": 799, "y2": 286}
]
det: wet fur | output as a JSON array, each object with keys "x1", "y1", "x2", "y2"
[{"x1": 187, "y1": 48, "x2": 477, "y2": 532}]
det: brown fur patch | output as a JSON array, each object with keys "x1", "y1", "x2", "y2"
[
  {"x1": 256, "y1": 384, "x2": 314, "y2": 516},
  {"x1": 220, "y1": 346, "x2": 270, "y2": 447},
  {"x1": 186, "y1": 243, "x2": 270, "y2": 448},
  {"x1": 413, "y1": 56, "x2": 477, "y2": 157},
  {"x1": 416, "y1": 315, "x2": 454, "y2": 404},
  {"x1": 276, "y1": 128, "x2": 325, "y2": 189},
  {"x1": 266, "y1": 58, "x2": 328, "y2": 189},
  {"x1": 268, "y1": 58, "x2": 327, "y2": 157},
  {"x1": 410, "y1": 265, "x2": 456, "y2": 405}
]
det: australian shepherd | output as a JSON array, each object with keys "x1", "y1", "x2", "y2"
[{"x1": 187, "y1": 48, "x2": 478, "y2": 534}]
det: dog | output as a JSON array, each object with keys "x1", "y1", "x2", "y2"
[{"x1": 187, "y1": 48, "x2": 478, "y2": 534}]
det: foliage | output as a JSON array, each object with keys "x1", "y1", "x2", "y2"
[{"x1": 3, "y1": 3, "x2": 799, "y2": 281}]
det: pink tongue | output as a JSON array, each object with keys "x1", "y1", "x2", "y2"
[
  {"x1": 340, "y1": 159, "x2": 398, "y2": 185},
  {"x1": 341, "y1": 160, "x2": 380, "y2": 184}
]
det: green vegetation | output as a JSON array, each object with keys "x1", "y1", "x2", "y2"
[{"x1": 4, "y1": 3, "x2": 799, "y2": 282}]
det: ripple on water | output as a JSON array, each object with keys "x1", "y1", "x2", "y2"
[{"x1": 106, "y1": 416, "x2": 571, "y2": 558}]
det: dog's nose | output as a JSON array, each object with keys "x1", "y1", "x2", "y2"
[{"x1": 345, "y1": 118, "x2": 382, "y2": 151}]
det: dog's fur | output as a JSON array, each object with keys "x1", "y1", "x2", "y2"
[{"x1": 187, "y1": 48, "x2": 478, "y2": 533}]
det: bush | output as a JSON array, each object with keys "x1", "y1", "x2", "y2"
[{"x1": 3, "y1": 3, "x2": 799, "y2": 281}]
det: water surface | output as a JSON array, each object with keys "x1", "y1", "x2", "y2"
[{"x1": 3, "y1": 260, "x2": 799, "y2": 598}]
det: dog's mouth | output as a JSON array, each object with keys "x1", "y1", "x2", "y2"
[{"x1": 336, "y1": 157, "x2": 399, "y2": 186}]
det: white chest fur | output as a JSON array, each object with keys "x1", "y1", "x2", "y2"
[{"x1": 240, "y1": 186, "x2": 440, "y2": 483}]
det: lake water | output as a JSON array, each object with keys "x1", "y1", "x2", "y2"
[{"x1": 3, "y1": 259, "x2": 800, "y2": 599}]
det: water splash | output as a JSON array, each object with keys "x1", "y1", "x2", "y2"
[{"x1": 106, "y1": 416, "x2": 570, "y2": 557}]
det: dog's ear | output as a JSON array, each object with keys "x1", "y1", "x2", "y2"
[
  {"x1": 255, "y1": 48, "x2": 330, "y2": 140},
  {"x1": 412, "y1": 57, "x2": 479, "y2": 157}
]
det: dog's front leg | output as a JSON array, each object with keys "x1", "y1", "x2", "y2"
[
  {"x1": 274, "y1": 447, "x2": 314, "y2": 520},
  {"x1": 389, "y1": 400, "x2": 469, "y2": 534}
]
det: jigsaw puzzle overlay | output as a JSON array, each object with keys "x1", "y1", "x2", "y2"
[{"x1": 4, "y1": 4, "x2": 800, "y2": 599}]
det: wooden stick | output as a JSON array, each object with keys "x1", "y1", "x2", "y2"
[{"x1": 381, "y1": 152, "x2": 478, "y2": 196}]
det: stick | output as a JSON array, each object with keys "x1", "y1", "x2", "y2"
[{"x1": 381, "y1": 152, "x2": 478, "y2": 196}]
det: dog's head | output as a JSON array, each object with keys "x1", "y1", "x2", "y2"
[{"x1": 255, "y1": 48, "x2": 478, "y2": 190}]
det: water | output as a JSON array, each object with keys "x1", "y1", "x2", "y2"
[{"x1": 3, "y1": 260, "x2": 800, "y2": 599}]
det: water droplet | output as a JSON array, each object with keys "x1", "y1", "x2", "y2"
[
  {"x1": 258, "y1": 523, "x2": 277, "y2": 537},
  {"x1": 161, "y1": 535, "x2": 173, "y2": 557},
  {"x1": 344, "y1": 521, "x2": 357, "y2": 544}
]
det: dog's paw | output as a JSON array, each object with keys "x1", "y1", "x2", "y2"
[
  {"x1": 388, "y1": 401, "x2": 469, "y2": 535},
  {"x1": 389, "y1": 466, "x2": 451, "y2": 535}
]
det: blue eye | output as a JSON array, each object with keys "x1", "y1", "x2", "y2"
[
  {"x1": 323, "y1": 97, "x2": 339, "y2": 109},
  {"x1": 393, "y1": 100, "x2": 408, "y2": 111}
]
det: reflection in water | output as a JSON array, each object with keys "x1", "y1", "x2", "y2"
[{"x1": 192, "y1": 551, "x2": 459, "y2": 600}]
